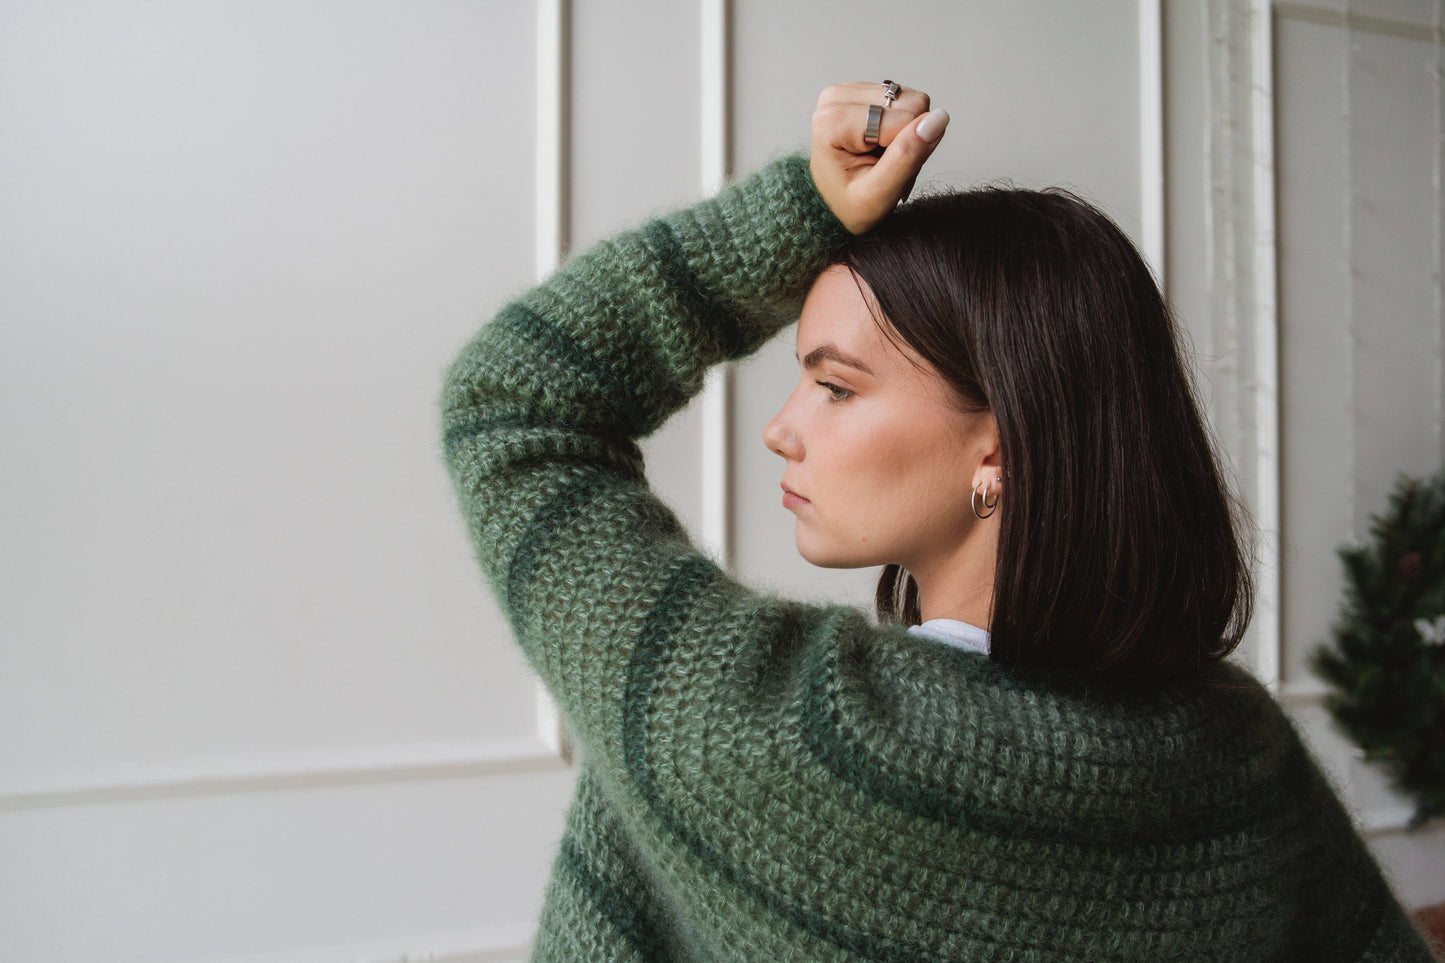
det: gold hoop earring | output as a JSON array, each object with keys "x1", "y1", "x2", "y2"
[{"x1": 971, "y1": 478, "x2": 1000, "y2": 520}]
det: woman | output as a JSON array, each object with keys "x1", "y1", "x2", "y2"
[{"x1": 442, "y1": 82, "x2": 1431, "y2": 961}]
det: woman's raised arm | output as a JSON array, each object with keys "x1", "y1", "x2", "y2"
[{"x1": 440, "y1": 84, "x2": 942, "y2": 763}]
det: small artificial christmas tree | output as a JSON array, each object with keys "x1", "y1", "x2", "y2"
[{"x1": 1313, "y1": 471, "x2": 1445, "y2": 828}]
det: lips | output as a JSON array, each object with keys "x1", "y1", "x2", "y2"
[{"x1": 781, "y1": 484, "x2": 810, "y2": 511}]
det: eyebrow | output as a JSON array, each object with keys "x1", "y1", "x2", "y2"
[{"x1": 798, "y1": 344, "x2": 876, "y2": 376}]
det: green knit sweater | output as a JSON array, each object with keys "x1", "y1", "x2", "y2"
[{"x1": 441, "y1": 155, "x2": 1431, "y2": 961}]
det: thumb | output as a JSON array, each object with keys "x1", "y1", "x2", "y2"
[{"x1": 870, "y1": 109, "x2": 950, "y2": 200}]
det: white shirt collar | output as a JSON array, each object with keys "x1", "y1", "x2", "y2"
[{"x1": 907, "y1": 618, "x2": 991, "y2": 655}]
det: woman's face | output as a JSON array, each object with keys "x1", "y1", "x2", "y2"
[{"x1": 762, "y1": 265, "x2": 997, "y2": 573}]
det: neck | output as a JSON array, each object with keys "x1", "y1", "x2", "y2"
[{"x1": 908, "y1": 523, "x2": 998, "y2": 628}]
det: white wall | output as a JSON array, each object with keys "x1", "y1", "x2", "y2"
[
  {"x1": 1163, "y1": 0, "x2": 1445, "y2": 911},
  {"x1": 1, "y1": 3, "x2": 571, "y2": 960},
  {"x1": 1, "y1": 1, "x2": 1439, "y2": 960},
  {"x1": 1271, "y1": 0, "x2": 1445, "y2": 907}
]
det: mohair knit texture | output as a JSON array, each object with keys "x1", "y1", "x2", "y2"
[{"x1": 441, "y1": 154, "x2": 1432, "y2": 962}]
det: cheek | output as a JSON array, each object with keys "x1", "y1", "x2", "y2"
[
  {"x1": 815, "y1": 415, "x2": 899, "y2": 496},
  {"x1": 868, "y1": 420, "x2": 976, "y2": 523},
  {"x1": 851, "y1": 412, "x2": 936, "y2": 486},
  {"x1": 820, "y1": 414, "x2": 931, "y2": 529}
]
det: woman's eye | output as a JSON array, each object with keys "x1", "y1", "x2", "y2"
[{"x1": 815, "y1": 380, "x2": 853, "y2": 401}]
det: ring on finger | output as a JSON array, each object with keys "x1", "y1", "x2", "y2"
[
  {"x1": 881, "y1": 80, "x2": 901, "y2": 107},
  {"x1": 864, "y1": 103, "x2": 883, "y2": 144}
]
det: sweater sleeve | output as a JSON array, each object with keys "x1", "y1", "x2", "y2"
[{"x1": 440, "y1": 154, "x2": 850, "y2": 762}]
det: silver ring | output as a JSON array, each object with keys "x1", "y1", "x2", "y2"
[
  {"x1": 881, "y1": 80, "x2": 901, "y2": 107},
  {"x1": 864, "y1": 104, "x2": 882, "y2": 144}
]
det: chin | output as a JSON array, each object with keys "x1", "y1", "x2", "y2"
[
  {"x1": 794, "y1": 534, "x2": 880, "y2": 571},
  {"x1": 799, "y1": 554, "x2": 860, "y2": 570}
]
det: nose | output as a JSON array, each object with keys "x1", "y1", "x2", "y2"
[{"x1": 763, "y1": 394, "x2": 802, "y2": 460}]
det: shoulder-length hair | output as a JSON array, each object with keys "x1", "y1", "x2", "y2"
[{"x1": 839, "y1": 186, "x2": 1253, "y2": 681}]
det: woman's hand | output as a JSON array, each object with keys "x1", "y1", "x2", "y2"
[{"x1": 810, "y1": 82, "x2": 949, "y2": 235}]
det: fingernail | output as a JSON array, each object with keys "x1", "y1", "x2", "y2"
[{"x1": 916, "y1": 109, "x2": 950, "y2": 144}]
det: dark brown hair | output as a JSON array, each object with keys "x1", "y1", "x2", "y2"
[{"x1": 841, "y1": 187, "x2": 1253, "y2": 681}]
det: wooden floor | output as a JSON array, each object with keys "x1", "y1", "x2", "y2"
[{"x1": 1415, "y1": 903, "x2": 1445, "y2": 960}]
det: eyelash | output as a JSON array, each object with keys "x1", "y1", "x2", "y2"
[{"x1": 815, "y1": 380, "x2": 853, "y2": 402}]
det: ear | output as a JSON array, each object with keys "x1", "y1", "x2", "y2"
[{"x1": 970, "y1": 414, "x2": 1002, "y2": 492}]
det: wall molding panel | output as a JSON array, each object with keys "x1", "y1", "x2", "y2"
[
  {"x1": 1198, "y1": 0, "x2": 1283, "y2": 687},
  {"x1": 533, "y1": 0, "x2": 574, "y2": 760},
  {"x1": 0, "y1": 740, "x2": 566, "y2": 812},
  {"x1": 1250, "y1": 0, "x2": 1281, "y2": 690},
  {"x1": 1360, "y1": 805, "x2": 1422, "y2": 839},
  {"x1": 1275, "y1": 2, "x2": 1444, "y2": 43},
  {"x1": 208, "y1": 928, "x2": 530, "y2": 963},
  {"x1": 535, "y1": 0, "x2": 571, "y2": 278},
  {"x1": 1277, "y1": 678, "x2": 1329, "y2": 708},
  {"x1": 700, "y1": 0, "x2": 731, "y2": 197},
  {"x1": 1139, "y1": 0, "x2": 1166, "y2": 281},
  {"x1": 700, "y1": 0, "x2": 734, "y2": 568},
  {"x1": 1437, "y1": 0, "x2": 1444, "y2": 470}
]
